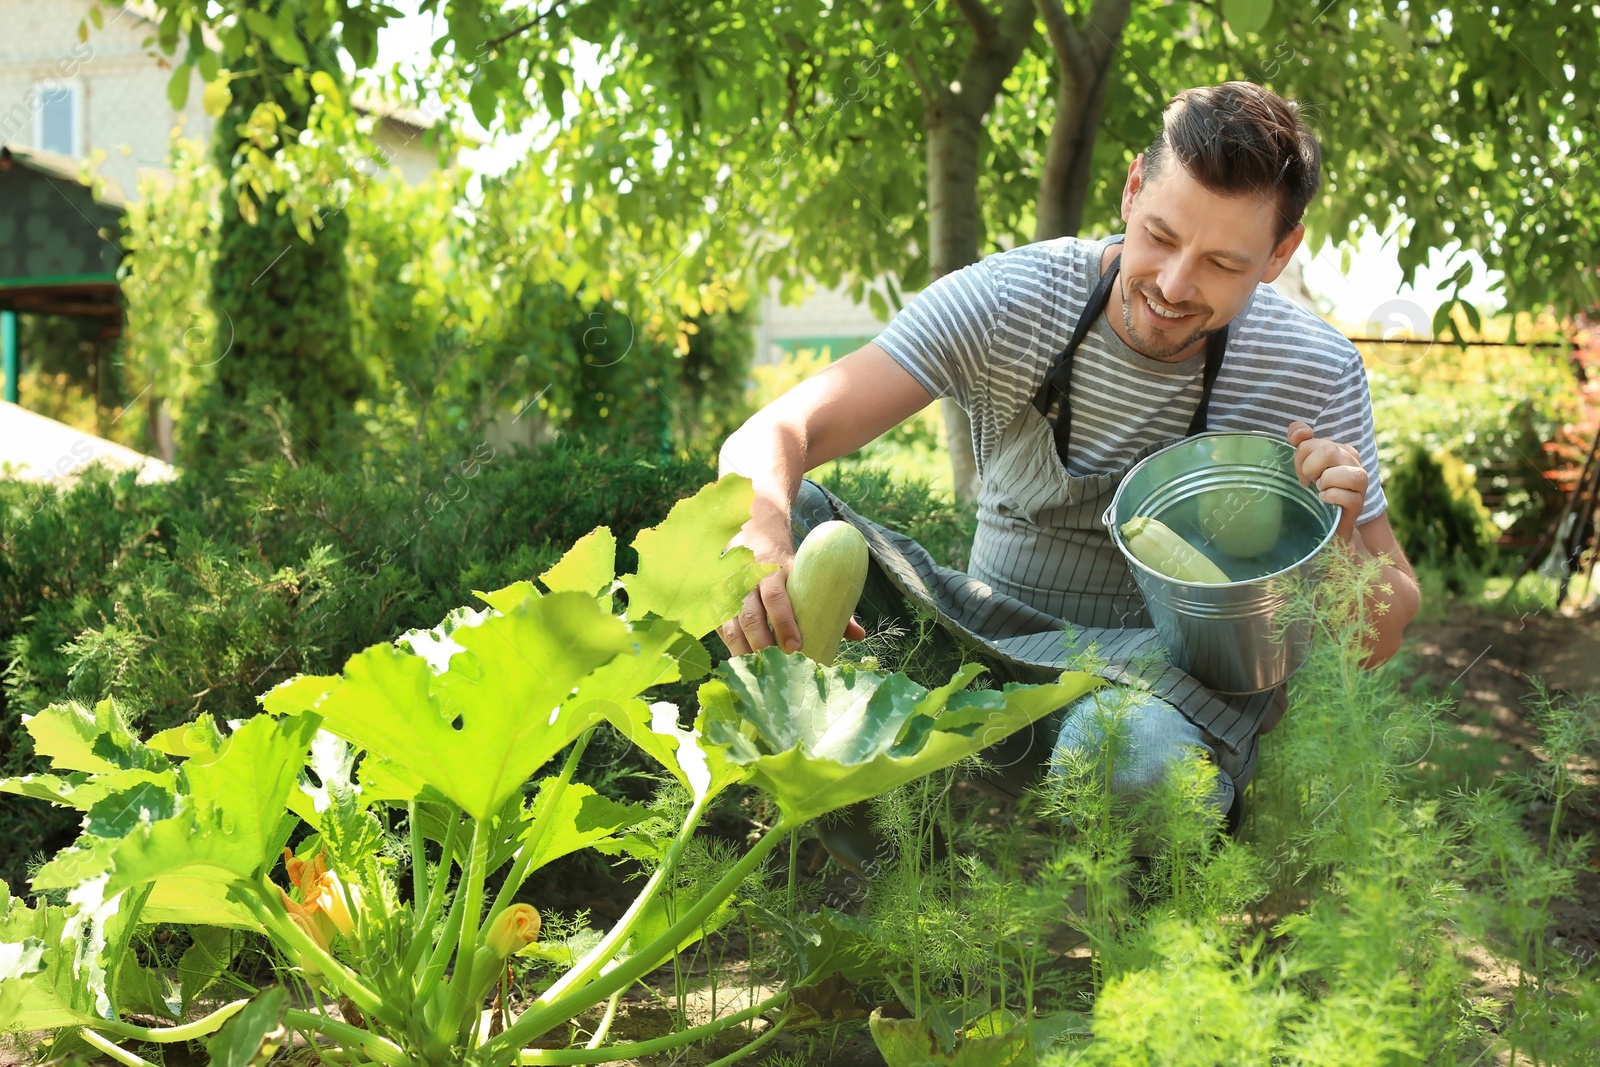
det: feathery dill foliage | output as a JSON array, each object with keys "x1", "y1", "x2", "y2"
[{"x1": 825, "y1": 543, "x2": 1596, "y2": 1064}]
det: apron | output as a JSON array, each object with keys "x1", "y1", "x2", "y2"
[{"x1": 813, "y1": 235, "x2": 1286, "y2": 782}]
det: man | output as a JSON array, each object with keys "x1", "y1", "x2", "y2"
[{"x1": 716, "y1": 81, "x2": 1420, "y2": 847}]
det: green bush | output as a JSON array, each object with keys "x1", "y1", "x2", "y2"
[
  {"x1": 1385, "y1": 444, "x2": 1500, "y2": 591},
  {"x1": 1366, "y1": 345, "x2": 1576, "y2": 556}
]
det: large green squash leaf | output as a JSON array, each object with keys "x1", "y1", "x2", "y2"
[
  {"x1": 277, "y1": 592, "x2": 634, "y2": 820},
  {"x1": 519, "y1": 781, "x2": 653, "y2": 872},
  {"x1": 23, "y1": 700, "x2": 164, "y2": 775},
  {"x1": 103, "y1": 714, "x2": 320, "y2": 897},
  {"x1": 540, "y1": 526, "x2": 618, "y2": 607},
  {"x1": 0, "y1": 877, "x2": 151, "y2": 1032},
  {"x1": 700, "y1": 649, "x2": 1098, "y2": 823},
  {"x1": 620, "y1": 473, "x2": 773, "y2": 638}
]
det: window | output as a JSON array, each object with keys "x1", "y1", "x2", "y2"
[{"x1": 35, "y1": 83, "x2": 79, "y2": 157}]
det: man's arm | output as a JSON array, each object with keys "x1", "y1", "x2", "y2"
[
  {"x1": 717, "y1": 343, "x2": 936, "y2": 655},
  {"x1": 1287, "y1": 421, "x2": 1421, "y2": 667}
]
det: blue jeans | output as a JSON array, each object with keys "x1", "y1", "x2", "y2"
[{"x1": 1047, "y1": 687, "x2": 1241, "y2": 818}]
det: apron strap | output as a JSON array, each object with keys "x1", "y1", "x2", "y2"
[{"x1": 1032, "y1": 234, "x2": 1230, "y2": 467}]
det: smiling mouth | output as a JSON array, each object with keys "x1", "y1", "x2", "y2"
[{"x1": 1142, "y1": 291, "x2": 1194, "y2": 321}]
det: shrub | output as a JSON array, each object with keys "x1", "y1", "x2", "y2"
[{"x1": 1384, "y1": 444, "x2": 1500, "y2": 590}]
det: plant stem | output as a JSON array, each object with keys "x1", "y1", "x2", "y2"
[
  {"x1": 410, "y1": 799, "x2": 427, "y2": 917},
  {"x1": 282, "y1": 1008, "x2": 416, "y2": 1067},
  {"x1": 403, "y1": 807, "x2": 462, "y2": 976},
  {"x1": 444, "y1": 816, "x2": 493, "y2": 1046},
  {"x1": 584, "y1": 991, "x2": 622, "y2": 1049},
  {"x1": 486, "y1": 729, "x2": 595, "y2": 929},
  {"x1": 699, "y1": 1011, "x2": 792, "y2": 1067},
  {"x1": 85, "y1": 999, "x2": 249, "y2": 1043},
  {"x1": 533, "y1": 793, "x2": 711, "y2": 1007},
  {"x1": 511, "y1": 992, "x2": 788, "y2": 1064},
  {"x1": 480, "y1": 818, "x2": 790, "y2": 1064},
  {"x1": 238, "y1": 885, "x2": 401, "y2": 1031},
  {"x1": 79, "y1": 1030, "x2": 157, "y2": 1067}
]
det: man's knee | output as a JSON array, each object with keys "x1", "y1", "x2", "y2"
[{"x1": 1049, "y1": 689, "x2": 1221, "y2": 803}]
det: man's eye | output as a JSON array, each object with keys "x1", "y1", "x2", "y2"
[{"x1": 1148, "y1": 232, "x2": 1171, "y2": 246}]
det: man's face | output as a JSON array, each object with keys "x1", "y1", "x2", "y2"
[{"x1": 1114, "y1": 153, "x2": 1303, "y2": 361}]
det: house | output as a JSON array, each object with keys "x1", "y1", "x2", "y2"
[{"x1": 0, "y1": 0, "x2": 450, "y2": 469}]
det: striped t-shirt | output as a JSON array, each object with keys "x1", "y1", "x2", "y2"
[{"x1": 874, "y1": 235, "x2": 1388, "y2": 524}]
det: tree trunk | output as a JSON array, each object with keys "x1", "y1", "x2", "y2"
[
  {"x1": 919, "y1": 0, "x2": 1039, "y2": 503},
  {"x1": 927, "y1": 107, "x2": 987, "y2": 503},
  {"x1": 1032, "y1": 0, "x2": 1136, "y2": 244},
  {"x1": 1033, "y1": 64, "x2": 1116, "y2": 241}
]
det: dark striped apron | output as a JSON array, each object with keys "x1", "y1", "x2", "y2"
[{"x1": 813, "y1": 236, "x2": 1286, "y2": 784}]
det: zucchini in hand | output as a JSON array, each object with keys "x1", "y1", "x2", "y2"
[{"x1": 789, "y1": 520, "x2": 870, "y2": 665}]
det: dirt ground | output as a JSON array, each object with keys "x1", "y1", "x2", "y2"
[
  {"x1": 5, "y1": 603, "x2": 1598, "y2": 1067},
  {"x1": 1398, "y1": 603, "x2": 1600, "y2": 966}
]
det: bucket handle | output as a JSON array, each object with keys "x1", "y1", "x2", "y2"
[{"x1": 1101, "y1": 503, "x2": 1117, "y2": 530}]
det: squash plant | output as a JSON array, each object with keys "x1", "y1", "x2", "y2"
[{"x1": 0, "y1": 475, "x2": 1095, "y2": 1065}]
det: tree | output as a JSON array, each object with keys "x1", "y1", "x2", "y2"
[
  {"x1": 124, "y1": 1, "x2": 1600, "y2": 488},
  {"x1": 193, "y1": 22, "x2": 365, "y2": 466}
]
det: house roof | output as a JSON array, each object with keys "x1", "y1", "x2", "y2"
[
  {"x1": 0, "y1": 401, "x2": 176, "y2": 484},
  {"x1": 0, "y1": 143, "x2": 127, "y2": 209}
]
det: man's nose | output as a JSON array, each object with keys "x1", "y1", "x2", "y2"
[{"x1": 1154, "y1": 259, "x2": 1200, "y2": 307}]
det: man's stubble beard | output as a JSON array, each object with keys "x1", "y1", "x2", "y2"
[{"x1": 1119, "y1": 274, "x2": 1218, "y2": 363}]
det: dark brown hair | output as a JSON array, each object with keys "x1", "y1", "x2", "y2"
[{"x1": 1142, "y1": 81, "x2": 1322, "y2": 242}]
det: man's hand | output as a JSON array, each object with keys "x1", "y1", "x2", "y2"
[
  {"x1": 1287, "y1": 421, "x2": 1367, "y2": 541},
  {"x1": 718, "y1": 535, "x2": 867, "y2": 657}
]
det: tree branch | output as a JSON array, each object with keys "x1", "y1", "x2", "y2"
[
  {"x1": 481, "y1": 3, "x2": 561, "y2": 54},
  {"x1": 1034, "y1": 0, "x2": 1090, "y2": 76},
  {"x1": 953, "y1": 0, "x2": 1001, "y2": 47},
  {"x1": 901, "y1": 37, "x2": 940, "y2": 110}
]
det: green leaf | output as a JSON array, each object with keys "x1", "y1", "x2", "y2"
[
  {"x1": 601, "y1": 698, "x2": 747, "y2": 802},
  {"x1": 519, "y1": 781, "x2": 652, "y2": 872},
  {"x1": 85, "y1": 781, "x2": 177, "y2": 839},
  {"x1": 701, "y1": 649, "x2": 1097, "y2": 823},
  {"x1": 542, "y1": 60, "x2": 567, "y2": 121},
  {"x1": 870, "y1": 1007, "x2": 1035, "y2": 1067},
  {"x1": 474, "y1": 581, "x2": 540, "y2": 614},
  {"x1": 540, "y1": 526, "x2": 617, "y2": 604},
  {"x1": 292, "y1": 732, "x2": 383, "y2": 869},
  {"x1": 243, "y1": 9, "x2": 309, "y2": 66},
  {"x1": 868, "y1": 288, "x2": 889, "y2": 321},
  {"x1": 1220, "y1": 0, "x2": 1273, "y2": 35},
  {"x1": 116, "y1": 959, "x2": 179, "y2": 1021},
  {"x1": 25, "y1": 700, "x2": 161, "y2": 774},
  {"x1": 260, "y1": 674, "x2": 339, "y2": 717},
  {"x1": 104, "y1": 715, "x2": 320, "y2": 897},
  {"x1": 0, "y1": 769, "x2": 174, "y2": 813},
  {"x1": 179, "y1": 927, "x2": 239, "y2": 1010},
  {"x1": 88, "y1": 4, "x2": 103, "y2": 29},
  {"x1": 309, "y1": 593, "x2": 634, "y2": 820},
  {"x1": 1431, "y1": 300, "x2": 1456, "y2": 340},
  {"x1": 469, "y1": 75, "x2": 499, "y2": 130},
  {"x1": 0, "y1": 877, "x2": 150, "y2": 1032},
  {"x1": 147, "y1": 714, "x2": 225, "y2": 760},
  {"x1": 167, "y1": 60, "x2": 192, "y2": 111},
  {"x1": 207, "y1": 985, "x2": 288, "y2": 1067},
  {"x1": 621, "y1": 475, "x2": 774, "y2": 638}
]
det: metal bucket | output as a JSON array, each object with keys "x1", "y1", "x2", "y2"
[{"x1": 1103, "y1": 432, "x2": 1339, "y2": 695}]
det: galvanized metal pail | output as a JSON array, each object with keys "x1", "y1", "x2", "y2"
[{"x1": 1103, "y1": 431, "x2": 1339, "y2": 695}]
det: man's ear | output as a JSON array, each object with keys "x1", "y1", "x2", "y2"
[
  {"x1": 1120, "y1": 154, "x2": 1145, "y2": 222},
  {"x1": 1259, "y1": 223, "x2": 1305, "y2": 284}
]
